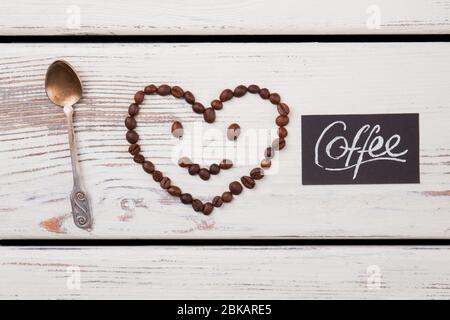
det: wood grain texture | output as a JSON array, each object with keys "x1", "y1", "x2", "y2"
[
  {"x1": 0, "y1": 0, "x2": 449, "y2": 35},
  {"x1": 1, "y1": 246, "x2": 449, "y2": 299},
  {"x1": 0, "y1": 43, "x2": 449, "y2": 239}
]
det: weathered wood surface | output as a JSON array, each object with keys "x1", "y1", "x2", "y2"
[
  {"x1": 0, "y1": 43, "x2": 449, "y2": 238},
  {"x1": 0, "y1": 0, "x2": 449, "y2": 35},
  {"x1": 0, "y1": 246, "x2": 449, "y2": 299}
]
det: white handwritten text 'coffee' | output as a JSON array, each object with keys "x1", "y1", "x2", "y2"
[{"x1": 314, "y1": 121, "x2": 408, "y2": 179}]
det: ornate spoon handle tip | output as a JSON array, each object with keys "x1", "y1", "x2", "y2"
[{"x1": 70, "y1": 189, "x2": 92, "y2": 229}]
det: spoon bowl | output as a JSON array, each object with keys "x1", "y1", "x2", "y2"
[{"x1": 45, "y1": 60, "x2": 83, "y2": 107}]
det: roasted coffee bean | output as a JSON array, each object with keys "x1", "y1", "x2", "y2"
[
  {"x1": 250, "y1": 167, "x2": 264, "y2": 180},
  {"x1": 168, "y1": 185, "x2": 182, "y2": 197},
  {"x1": 184, "y1": 91, "x2": 195, "y2": 104},
  {"x1": 160, "y1": 177, "x2": 171, "y2": 189},
  {"x1": 126, "y1": 130, "x2": 139, "y2": 144},
  {"x1": 157, "y1": 84, "x2": 171, "y2": 96},
  {"x1": 277, "y1": 103, "x2": 290, "y2": 116},
  {"x1": 247, "y1": 84, "x2": 260, "y2": 94},
  {"x1": 128, "y1": 143, "x2": 140, "y2": 155},
  {"x1": 220, "y1": 159, "x2": 233, "y2": 169},
  {"x1": 133, "y1": 154, "x2": 145, "y2": 164},
  {"x1": 233, "y1": 85, "x2": 247, "y2": 97},
  {"x1": 199, "y1": 168, "x2": 210, "y2": 180},
  {"x1": 171, "y1": 121, "x2": 183, "y2": 138},
  {"x1": 144, "y1": 84, "x2": 157, "y2": 94},
  {"x1": 241, "y1": 176, "x2": 255, "y2": 189},
  {"x1": 125, "y1": 116, "x2": 137, "y2": 130},
  {"x1": 203, "y1": 108, "x2": 216, "y2": 123},
  {"x1": 227, "y1": 123, "x2": 240, "y2": 141},
  {"x1": 192, "y1": 199, "x2": 203, "y2": 212},
  {"x1": 134, "y1": 90, "x2": 145, "y2": 104},
  {"x1": 128, "y1": 103, "x2": 139, "y2": 116},
  {"x1": 272, "y1": 138, "x2": 286, "y2": 150},
  {"x1": 143, "y1": 161, "x2": 155, "y2": 174},
  {"x1": 269, "y1": 93, "x2": 281, "y2": 105},
  {"x1": 276, "y1": 115, "x2": 289, "y2": 126},
  {"x1": 188, "y1": 163, "x2": 200, "y2": 175},
  {"x1": 221, "y1": 191, "x2": 233, "y2": 203},
  {"x1": 202, "y1": 202, "x2": 214, "y2": 215},
  {"x1": 180, "y1": 193, "x2": 193, "y2": 204},
  {"x1": 152, "y1": 170, "x2": 163, "y2": 182},
  {"x1": 229, "y1": 181, "x2": 243, "y2": 195},
  {"x1": 171, "y1": 86, "x2": 184, "y2": 98},
  {"x1": 259, "y1": 88, "x2": 270, "y2": 99},
  {"x1": 192, "y1": 102, "x2": 205, "y2": 114},
  {"x1": 261, "y1": 159, "x2": 272, "y2": 168},
  {"x1": 211, "y1": 99, "x2": 223, "y2": 110},
  {"x1": 209, "y1": 163, "x2": 220, "y2": 175},
  {"x1": 220, "y1": 89, "x2": 234, "y2": 102},
  {"x1": 178, "y1": 156, "x2": 192, "y2": 168},
  {"x1": 265, "y1": 147, "x2": 274, "y2": 159},
  {"x1": 212, "y1": 196, "x2": 223, "y2": 207},
  {"x1": 278, "y1": 127, "x2": 288, "y2": 138}
]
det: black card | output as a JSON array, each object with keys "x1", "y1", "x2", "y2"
[{"x1": 301, "y1": 113, "x2": 419, "y2": 185}]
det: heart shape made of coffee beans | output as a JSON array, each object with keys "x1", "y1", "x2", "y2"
[{"x1": 125, "y1": 84, "x2": 289, "y2": 215}]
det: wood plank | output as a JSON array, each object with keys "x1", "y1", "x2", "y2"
[
  {"x1": 0, "y1": 43, "x2": 449, "y2": 238},
  {"x1": 0, "y1": 0, "x2": 449, "y2": 35},
  {"x1": 1, "y1": 246, "x2": 449, "y2": 299}
]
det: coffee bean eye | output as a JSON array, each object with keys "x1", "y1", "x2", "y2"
[
  {"x1": 227, "y1": 123, "x2": 241, "y2": 141},
  {"x1": 171, "y1": 121, "x2": 183, "y2": 138},
  {"x1": 125, "y1": 84, "x2": 290, "y2": 215}
]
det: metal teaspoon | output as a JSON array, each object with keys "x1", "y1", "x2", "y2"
[{"x1": 45, "y1": 60, "x2": 93, "y2": 229}]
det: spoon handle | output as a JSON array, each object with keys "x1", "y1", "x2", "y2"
[{"x1": 64, "y1": 105, "x2": 93, "y2": 229}]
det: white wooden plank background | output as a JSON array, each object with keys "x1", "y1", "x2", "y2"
[
  {"x1": 1, "y1": 2, "x2": 449, "y2": 302},
  {"x1": 0, "y1": 42, "x2": 449, "y2": 239},
  {"x1": 0, "y1": 246, "x2": 448, "y2": 299},
  {"x1": 0, "y1": 0, "x2": 449, "y2": 35}
]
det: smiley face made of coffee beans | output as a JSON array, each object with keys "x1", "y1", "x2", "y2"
[{"x1": 125, "y1": 84, "x2": 289, "y2": 215}]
